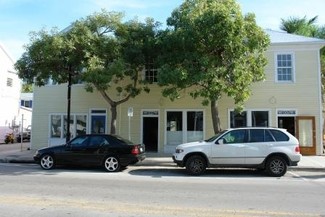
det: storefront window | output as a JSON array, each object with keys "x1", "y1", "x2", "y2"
[
  {"x1": 230, "y1": 111, "x2": 247, "y2": 128},
  {"x1": 50, "y1": 115, "x2": 61, "y2": 138},
  {"x1": 187, "y1": 111, "x2": 203, "y2": 142},
  {"x1": 50, "y1": 114, "x2": 88, "y2": 139},
  {"x1": 166, "y1": 110, "x2": 204, "y2": 145},
  {"x1": 252, "y1": 111, "x2": 269, "y2": 127},
  {"x1": 64, "y1": 115, "x2": 74, "y2": 139},
  {"x1": 229, "y1": 110, "x2": 269, "y2": 128},
  {"x1": 166, "y1": 111, "x2": 183, "y2": 145},
  {"x1": 76, "y1": 115, "x2": 87, "y2": 136}
]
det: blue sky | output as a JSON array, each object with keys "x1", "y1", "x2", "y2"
[{"x1": 1, "y1": 0, "x2": 325, "y2": 61}]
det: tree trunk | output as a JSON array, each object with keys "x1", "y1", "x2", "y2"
[
  {"x1": 110, "y1": 104, "x2": 117, "y2": 135},
  {"x1": 210, "y1": 99, "x2": 222, "y2": 134},
  {"x1": 98, "y1": 89, "x2": 131, "y2": 135}
]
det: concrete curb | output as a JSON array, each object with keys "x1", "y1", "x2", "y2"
[{"x1": 1, "y1": 153, "x2": 325, "y2": 172}]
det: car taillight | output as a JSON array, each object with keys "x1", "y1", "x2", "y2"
[
  {"x1": 295, "y1": 145, "x2": 300, "y2": 153},
  {"x1": 131, "y1": 145, "x2": 140, "y2": 155}
]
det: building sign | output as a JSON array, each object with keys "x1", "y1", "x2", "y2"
[
  {"x1": 143, "y1": 111, "x2": 158, "y2": 116},
  {"x1": 277, "y1": 109, "x2": 297, "y2": 116}
]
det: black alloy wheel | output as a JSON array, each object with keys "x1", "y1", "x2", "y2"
[
  {"x1": 266, "y1": 156, "x2": 287, "y2": 177},
  {"x1": 185, "y1": 155, "x2": 207, "y2": 176}
]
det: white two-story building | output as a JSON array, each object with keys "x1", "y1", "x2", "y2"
[{"x1": 0, "y1": 43, "x2": 21, "y2": 143}]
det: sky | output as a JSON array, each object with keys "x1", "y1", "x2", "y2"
[{"x1": 1, "y1": 0, "x2": 325, "y2": 61}]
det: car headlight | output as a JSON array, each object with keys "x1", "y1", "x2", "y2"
[{"x1": 176, "y1": 148, "x2": 184, "y2": 153}]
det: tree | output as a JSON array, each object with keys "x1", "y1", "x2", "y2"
[
  {"x1": 21, "y1": 83, "x2": 33, "y2": 93},
  {"x1": 15, "y1": 10, "x2": 160, "y2": 135},
  {"x1": 157, "y1": 0, "x2": 270, "y2": 133},
  {"x1": 280, "y1": 16, "x2": 319, "y2": 37}
]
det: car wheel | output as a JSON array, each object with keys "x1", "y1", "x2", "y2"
[
  {"x1": 266, "y1": 156, "x2": 287, "y2": 177},
  {"x1": 40, "y1": 154, "x2": 55, "y2": 170},
  {"x1": 103, "y1": 156, "x2": 120, "y2": 172},
  {"x1": 185, "y1": 155, "x2": 206, "y2": 176}
]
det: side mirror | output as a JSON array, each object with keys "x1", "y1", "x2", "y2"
[{"x1": 217, "y1": 139, "x2": 224, "y2": 145}]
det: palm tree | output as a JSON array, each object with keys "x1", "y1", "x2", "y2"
[{"x1": 280, "y1": 16, "x2": 318, "y2": 37}]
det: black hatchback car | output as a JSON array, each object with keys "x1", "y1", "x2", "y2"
[{"x1": 34, "y1": 134, "x2": 145, "y2": 172}]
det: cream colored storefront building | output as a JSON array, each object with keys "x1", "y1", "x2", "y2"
[{"x1": 30, "y1": 30, "x2": 325, "y2": 155}]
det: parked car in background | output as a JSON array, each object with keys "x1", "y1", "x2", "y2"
[
  {"x1": 16, "y1": 125, "x2": 31, "y2": 142},
  {"x1": 173, "y1": 127, "x2": 301, "y2": 177},
  {"x1": 34, "y1": 134, "x2": 145, "y2": 172}
]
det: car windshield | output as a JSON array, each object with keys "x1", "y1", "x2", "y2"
[{"x1": 205, "y1": 130, "x2": 227, "y2": 142}]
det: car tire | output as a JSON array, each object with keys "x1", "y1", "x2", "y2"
[
  {"x1": 185, "y1": 155, "x2": 206, "y2": 176},
  {"x1": 266, "y1": 156, "x2": 287, "y2": 177},
  {"x1": 103, "y1": 156, "x2": 120, "y2": 172},
  {"x1": 40, "y1": 154, "x2": 55, "y2": 170}
]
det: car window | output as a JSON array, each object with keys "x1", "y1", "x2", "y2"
[
  {"x1": 265, "y1": 130, "x2": 275, "y2": 142},
  {"x1": 221, "y1": 129, "x2": 246, "y2": 144},
  {"x1": 89, "y1": 136, "x2": 109, "y2": 147},
  {"x1": 249, "y1": 129, "x2": 265, "y2": 142},
  {"x1": 269, "y1": 129, "x2": 289, "y2": 141},
  {"x1": 107, "y1": 135, "x2": 134, "y2": 145},
  {"x1": 70, "y1": 136, "x2": 88, "y2": 147}
]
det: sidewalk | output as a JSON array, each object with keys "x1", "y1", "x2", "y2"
[{"x1": 1, "y1": 142, "x2": 325, "y2": 171}]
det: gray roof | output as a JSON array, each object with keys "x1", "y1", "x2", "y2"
[{"x1": 266, "y1": 29, "x2": 325, "y2": 46}]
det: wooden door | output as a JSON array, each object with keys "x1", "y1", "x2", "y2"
[{"x1": 296, "y1": 116, "x2": 316, "y2": 155}]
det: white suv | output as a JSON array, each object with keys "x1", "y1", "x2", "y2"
[{"x1": 172, "y1": 127, "x2": 301, "y2": 177}]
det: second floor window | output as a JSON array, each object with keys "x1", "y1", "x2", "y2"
[
  {"x1": 21, "y1": 100, "x2": 33, "y2": 108},
  {"x1": 145, "y1": 63, "x2": 158, "y2": 83},
  {"x1": 7, "y1": 78, "x2": 13, "y2": 87},
  {"x1": 276, "y1": 53, "x2": 294, "y2": 82}
]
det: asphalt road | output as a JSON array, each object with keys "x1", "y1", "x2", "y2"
[{"x1": 1, "y1": 163, "x2": 325, "y2": 217}]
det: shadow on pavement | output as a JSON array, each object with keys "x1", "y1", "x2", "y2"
[{"x1": 127, "y1": 167, "x2": 268, "y2": 178}]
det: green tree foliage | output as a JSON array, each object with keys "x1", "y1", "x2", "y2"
[
  {"x1": 280, "y1": 16, "x2": 319, "y2": 36},
  {"x1": 15, "y1": 10, "x2": 161, "y2": 134},
  {"x1": 157, "y1": 0, "x2": 270, "y2": 133},
  {"x1": 21, "y1": 83, "x2": 33, "y2": 93}
]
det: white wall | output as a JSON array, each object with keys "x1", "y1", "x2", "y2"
[{"x1": 0, "y1": 43, "x2": 21, "y2": 142}]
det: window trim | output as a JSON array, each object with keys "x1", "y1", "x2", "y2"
[
  {"x1": 49, "y1": 113, "x2": 88, "y2": 139},
  {"x1": 165, "y1": 109, "x2": 205, "y2": 145},
  {"x1": 274, "y1": 52, "x2": 295, "y2": 83},
  {"x1": 142, "y1": 64, "x2": 158, "y2": 83},
  {"x1": 228, "y1": 109, "x2": 272, "y2": 128}
]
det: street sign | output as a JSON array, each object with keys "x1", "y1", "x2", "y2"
[{"x1": 128, "y1": 107, "x2": 133, "y2": 117}]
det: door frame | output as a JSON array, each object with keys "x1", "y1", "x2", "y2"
[
  {"x1": 296, "y1": 116, "x2": 316, "y2": 155},
  {"x1": 141, "y1": 110, "x2": 159, "y2": 152}
]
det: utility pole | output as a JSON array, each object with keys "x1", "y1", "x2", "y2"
[{"x1": 66, "y1": 72, "x2": 72, "y2": 143}]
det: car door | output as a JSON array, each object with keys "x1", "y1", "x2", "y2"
[
  {"x1": 59, "y1": 135, "x2": 90, "y2": 165},
  {"x1": 210, "y1": 129, "x2": 247, "y2": 165},
  {"x1": 245, "y1": 129, "x2": 273, "y2": 164}
]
